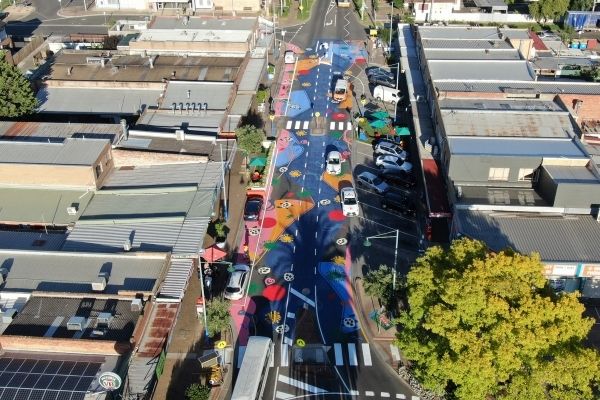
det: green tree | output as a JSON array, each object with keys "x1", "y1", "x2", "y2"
[
  {"x1": 185, "y1": 383, "x2": 211, "y2": 400},
  {"x1": 570, "y1": 0, "x2": 594, "y2": 11},
  {"x1": 529, "y1": 0, "x2": 569, "y2": 23},
  {"x1": 396, "y1": 238, "x2": 600, "y2": 400},
  {"x1": 236, "y1": 125, "x2": 265, "y2": 156},
  {"x1": 363, "y1": 264, "x2": 397, "y2": 305},
  {"x1": 0, "y1": 53, "x2": 37, "y2": 117},
  {"x1": 392, "y1": 0, "x2": 404, "y2": 8},
  {"x1": 205, "y1": 298, "x2": 231, "y2": 337}
]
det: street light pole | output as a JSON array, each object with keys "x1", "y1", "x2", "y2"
[
  {"x1": 198, "y1": 258, "x2": 211, "y2": 339},
  {"x1": 219, "y1": 143, "x2": 228, "y2": 221},
  {"x1": 269, "y1": 110, "x2": 276, "y2": 138},
  {"x1": 363, "y1": 229, "x2": 400, "y2": 291}
]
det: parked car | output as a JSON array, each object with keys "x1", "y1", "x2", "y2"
[
  {"x1": 284, "y1": 50, "x2": 296, "y2": 64},
  {"x1": 340, "y1": 187, "x2": 359, "y2": 217},
  {"x1": 356, "y1": 171, "x2": 390, "y2": 194},
  {"x1": 366, "y1": 67, "x2": 393, "y2": 78},
  {"x1": 374, "y1": 141, "x2": 406, "y2": 158},
  {"x1": 379, "y1": 169, "x2": 416, "y2": 189},
  {"x1": 373, "y1": 85, "x2": 401, "y2": 104},
  {"x1": 326, "y1": 150, "x2": 342, "y2": 175},
  {"x1": 372, "y1": 135, "x2": 405, "y2": 148},
  {"x1": 243, "y1": 195, "x2": 264, "y2": 221},
  {"x1": 381, "y1": 192, "x2": 416, "y2": 217},
  {"x1": 369, "y1": 74, "x2": 395, "y2": 88},
  {"x1": 224, "y1": 264, "x2": 250, "y2": 300},
  {"x1": 376, "y1": 155, "x2": 412, "y2": 173}
]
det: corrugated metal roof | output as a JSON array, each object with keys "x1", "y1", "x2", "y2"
[
  {"x1": 36, "y1": 87, "x2": 162, "y2": 115},
  {"x1": 429, "y1": 60, "x2": 534, "y2": 81},
  {"x1": 0, "y1": 230, "x2": 67, "y2": 251},
  {"x1": 0, "y1": 121, "x2": 121, "y2": 144},
  {"x1": 238, "y1": 58, "x2": 266, "y2": 93},
  {"x1": 103, "y1": 162, "x2": 224, "y2": 189},
  {"x1": 419, "y1": 26, "x2": 501, "y2": 40},
  {"x1": 424, "y1": 48, "x2": 521, "y2": 60},
  {"x1": 135, "y1": 110, "x2": 223, "y2": 135},
  {"x1": 435, "y1": 80, "x2": 600, "y2": 95},
  {"x1": 150, "y1": 16, "x2": 257, "y2": 31},
  {"x1": 172, "y1": 216, "x2": 210, "y2": 255},
  {"x1": 421, "y1": 39, "x2": 512, "y2": 49},
  {"x1": 0, "y1": 250, "x2": 167, "y2": 294},
  {"x1": 448, "y1": 137, "x2": 587, "y2": 157},
  {"x1": 456, "y1": 209, "x2": 600, "y2": 262},
  {"x1": 162, "y1": 81, "x2": 233, "y2": 110},
  {"x1": 0, "y1": 188, "x2": 94, "y2": 226},
  {"x1": 158, "y1": 258, "x2": 194, "y2": 299},
  {"x1": 544, "y1": 164, "x2": 600, "y2": 183},
  {"x1": 533, "y1": 56, "x2": 595, "y2": 71},
  {"x1": 0, "y1": 138, "x2": 107, "y2": 165}
]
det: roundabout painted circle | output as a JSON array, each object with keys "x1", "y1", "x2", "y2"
[
  {"x1": 263, "y1": 284, "x2": 286, "y2": 301},
  {"x1": 275, "y1": 324, "x2": 290, "y2": 333},
  {"x1": 283, "y1": 272, "x2": 295, "y2": 282},
  {"x1": 262, "y1": 217, "x2": 276, "y2": 228},
  {"x1": 332, "y1": 112, "x2": 347, "y2": 121},
  {"x1": 336, "y1": 238, "x2": 348, "y2": 246},
  {"x1": 258, "y1": 267, "x2": 271, "y2": 275},
  {"x1": 328, "y1": 209, "x2": 346, "y2": 222}
]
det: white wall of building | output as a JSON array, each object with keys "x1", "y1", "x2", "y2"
[{"x1": 96, "y1": 0, "x2": 150, "y2": 10}]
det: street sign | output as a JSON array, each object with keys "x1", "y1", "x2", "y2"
[{"x1": 98, "y1": 372, "x2": 122, "y2": 390}]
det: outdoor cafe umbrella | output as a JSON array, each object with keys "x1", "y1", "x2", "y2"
[
  {"x1": 372, "y1": 110, "x2": 389, "y2": 120},
  {"x1": 248, "y1": 157, "x2": 267, "y2": 167},
  {"x1": 370, "y1": 119, "x2": 388, "y2": 129},
  {"x1": 395, "y1": 126, "x2": 411, "y2": 136},
  {"x1": 202, "y1": 244, "x2": 227, "y2": 263}
]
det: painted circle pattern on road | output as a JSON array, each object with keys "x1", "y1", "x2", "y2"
[
  {"x1": 258, "y1": 266, "x2": 271, "y2": 275},
  {"x1": 216, "y1": 341, "x2": 227, "y2": 349},
  {"x1": 262, "y1": 217, "x2": 277, "y2": 228},
  {"x1": 290, "y1": 170, "x2": 302, "y2": 178},
  {"x1": 343, "y1": 318, "x2": 357, "y2": 328},
  {"x1": 301, "y1": 82, "x2": 312, "y2": 87},
  {"x1": 280, "y1": 234, "x2": 294, "y2": 243},
  {"x1": 279, "y1": 201, "x2": 292, "y2": 208},
  {"x1": 296, "y1": 338, "x2": 306, "y2": 347},
  {"x1": 263, "y1": 284, "x2": 286, "y2": 301},
  {"x1": 328, "y1": 209, "x2": 346, "y2": 222},
  {"x1": 283, "y1": 272, "x2": 295, "y2": 282},
  {"x1": 264, "y1": 277, "x2": 276, "y2": 286},
  {"x1": 336, "y1": 238, "x2": 348, "y2": 246},
  {"x1": 275, "y1": 324, "x2": 290, "y2": 333},
  {"x1": 266, "y1": 310, "x2": 281, "y2": 324},
  {"x1": 320, "y1": 199, "x2": 331, "y2": 206},
  {"x1": 279, "y1": 166, "x2": 288, "y2": 173},
  {"x1": 332, "y1": 112, "x2": 347, "y2": 121},
  {"x1": 248, "y1": 228, "x2": 260, "y2": 236}
]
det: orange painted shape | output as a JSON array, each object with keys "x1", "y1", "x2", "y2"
[
  {"x1": 268, "y1": 198, "x2": 315, "y2": 242},
  {"x1": 322, "y1": 171, "x2": 353, "y2": 192}
]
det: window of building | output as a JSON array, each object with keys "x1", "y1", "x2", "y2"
[
  {"x1": 518, "y1": 168, "x2": 535, "y2": 182},
  {"x1": 488, "y1": 168, "x2": 509, "y2": 181},
  {"x1": 518, "y1": 191, "x2": 535, "y2": 206},
  {"x1": 95, "y1": 164, "x2": 103, "y2": 179},
  {"x1": 487, "y1": 190, "x2": 510, "y2": 205}
]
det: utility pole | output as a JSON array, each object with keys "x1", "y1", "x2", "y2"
[{"x1": 389, "y1": 1, "x2": 393, "y2": 50}]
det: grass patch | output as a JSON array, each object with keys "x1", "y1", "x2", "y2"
[
  {"x1": 0, "y1": 0, "x2": 11, "y2": 10},
  {"x1": 298, "y1": 0, "x2": 314, "y2": 20}
]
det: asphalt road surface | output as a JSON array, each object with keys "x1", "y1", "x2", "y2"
[{"x1": 232, "y1": 1, "x2": 419, "y2": 399}]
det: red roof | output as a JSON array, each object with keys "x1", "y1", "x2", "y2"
[
  {"x1": 528, "y1": 31, "x2": 549, "y2": 51},
  {"x1": 422, "y1": 158, "x2": 452, "y2": 218}
]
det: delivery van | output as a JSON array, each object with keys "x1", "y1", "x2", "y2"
[
  {"x1": 373, "y1": 85, "x2": 401, "y2": 104},
  {"x1": 333, "y1": 78, "x2": 349, "y2": 103}
]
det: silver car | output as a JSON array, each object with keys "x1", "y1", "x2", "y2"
[
  {"x1": 374, "y1": 142, "x2": 406, "y2": 159},
  {"x1": 224, "y1": 264, "x2": 250, "y2": 300},
  {"x1": 356, "y1": 171, "x2": 390, "y2": 194},
  {"x1": 376, "y1": 155, "x2": 413, "y2": 173}
]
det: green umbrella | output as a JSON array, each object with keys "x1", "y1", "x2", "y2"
[
  {"x1": 395, "y1": 126, "x2": 411, "y2": 136},
  {"x1": 372, "y1": 111, "x2": 389, "y2": 120},
  {"x1": 248, "y1": 157, "x2": 267, "y2": 167},
  {"x1": 370, "y1": 119, "x2": 387, "y2": 129}
]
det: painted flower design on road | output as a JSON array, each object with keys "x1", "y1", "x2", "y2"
[
  {"x1": 289, "y1": 170, "x2": 302, "y2": 178},
  {"x1": 332, "y1": 255, "x2": 345, "y2": 266}
]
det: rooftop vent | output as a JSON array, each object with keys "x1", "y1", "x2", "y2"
[
  {"x1": 97, "y1": 312, "x2": 113, "y2": 328},
  {"x1": 66, "y1": 205, "x2": 78, "y2": 215},
  {"x1": 131, "y1": 298, "x2": 143, "y2": 312},
  {"x1": 175, "y1": 129, "x2": 186, "y2": 141},
  {"x1": 123, "y1": 239, "x2": 132, "y2": 251},
  {"x1": 1, "y1": 309, "x2": 17, "y2": 324},
  {"x1": 92, "y1": 274, "x2": 107, "y2": 292},
  {"x1": 67, "y1": 316, "x2": 86, "y2": 331}
]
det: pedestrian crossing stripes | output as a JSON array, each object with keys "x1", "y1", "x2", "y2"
[
  {"x1": 390, "y1": 344, "x2": 401, "y2": 362},
  {"x1": 286, "y1": 120, "x2": 310, "y2": 130},
  {"x1": 329, "y1": 121, "x2": 353, "y2": 131},
  {"x1": 333, "y1": 342, "x2": 372, "y2": 367}
]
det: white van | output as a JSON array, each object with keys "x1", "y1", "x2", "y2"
[
  {"x1": 333, "y1": 78, "x2": 349, "y2": 103},
  {"x1": 373, "y1": 85, "x2": 401, "y2": 104}
]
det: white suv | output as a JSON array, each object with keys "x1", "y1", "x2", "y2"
[{"x1": 340, "y1": 187, "x2": 359, "y2": 217}]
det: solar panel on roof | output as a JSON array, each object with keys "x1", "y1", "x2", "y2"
[{"x1": 41, "y1": 391, "x2": 58, "y2": 400}]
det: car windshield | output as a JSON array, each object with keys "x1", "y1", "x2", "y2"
[
  {"x1": 373, "y1": 177, "x2": 384, "y2": 185},
  {"x1": 334, "y1": 88, "x2": 346, "y2": 95},
  {"x1": 245, "y1": 199, "x2": 261, "y2": 213},
  {"x1": 329, "y1": 158, "x2": 340, "y2": 164},
  {"x1": 225, "y1": 287, "x2": 240, "y2": 293}
]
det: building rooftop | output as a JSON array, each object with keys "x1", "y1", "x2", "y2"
[
  {"x1": 0, "y1": 138, "x2": 107, "y2": 166},
  {"x1": 135, "y1": 110, "x2": 223, "y2": 136},
  {"x1": 161, "y1": 81, "x2": 233, "y2": 110},
  {"x1": 499, "y1": 28, "x2": 530, "y2": 40},
  {"x1": 117, "y1": 136, "x2": 235, "y2": 160},
  {"x1": 0, "y1": 121, "x2": 121, "y2": 144},
  {"x1": 456, "y1": 186, "x2": 549, "y2": 207},
  {"x1": 103, "y1": 162, "x2": 224, "y2": 190},
  {"x1": 149, "y1": 16, "x2": 257, "y2": 31},
  {"x1": 0, "y1": 352, "x2": 116, "y2": 400},
  {"x1": 49, "y1": 51, "x2": 242, "y2": 82},
  {"x1": 456, "y1": 209, "x2": 600, "y2": 263},
  {"x1": 0, "y1": 230, "x2": 67, "y2": 251},
  {"x1": 438, "y1": 98, "x2": 564, "y2": 112},
  {"x1": 136, "y1": 29, "x2": 251, "y2": 44},
  {"x1": 36, "y1": 87, "x2": 162, "y2": 115},
  {"x1": 544, "y1": 164, "x2": 600, "y2": 184},
  {"x1": 0, "y1": 188, "x2": 94, "y2": 226},
  {"x1": 448, "y1": 137, "x2": 587, "y2": 157},
  {"x1": 421, "y1": 38, "x2": 513, "y2": 49},
  {"x1": 532, "y1": 56, "x2": 596, "y2": 71},
  {"x1": 435, "y1": 80, "x2": 600, "y2": 95},
  {"x1": 419, "y1": 26, "x2": 502, "y2": 40},
  {"x1": 2, "y1": 297, "x2": 140, "y2": 342},
  {"x1": 0, "y1": 250, "x2": 166, "y2": 294},
  {"x1": 428, "y1": 60, "x2": 535, "y2": 81},
  {"x1": 424, "y1": 48, "x2": 521, "y2": 60}
]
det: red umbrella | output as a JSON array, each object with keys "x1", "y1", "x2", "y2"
[{"x1": 202, "y1": 245, "x2": 227, "y2": 263}]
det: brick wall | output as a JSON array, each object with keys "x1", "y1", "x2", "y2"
[
  {"x1": 557, "y1": 94, "x2": 600, "y2": 123},
  {"x1": 0, "y1": 336, "x2": 131, "y2": 355}
]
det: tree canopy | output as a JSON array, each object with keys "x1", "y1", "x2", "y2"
[
  {"x1": 529, "y1": 0, "x2": 569, "y2": 23},
  {"x1": 185, "y1": 383, "x2": 211, "y2": 400},
  {"x1": 0, "y1": 53, "x2": 37, "y2": 118},
  {"x1": 570, "y1": 0, "x2": 594, "y2": 11},
  {"x1": 363, "y1": 264, "x2": 398, "y2": 306},
  {"x1": 236, "y1": 125, "x2": 265, "y2": 156},
  {"x1": 396, "y1": 238, "x2": 600, "y2": 400},
  {"x1": 205, "y1": 298, "x2": 231, "y2": 337}
]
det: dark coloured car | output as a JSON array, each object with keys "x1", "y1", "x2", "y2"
[
  {"x1": 381, "y1": 192, "x2": 416, "y2": 217},
  {"x1": 366, "y1": 67, "x2": 393, "y2": 79},
  {"x1": 243, "y1": 195, "x2": 264, "y2": 221},
  {"x1": 379, "y1": 170, "x2": 416, "y2": 189},
  {"x1": 368, "y1": 74, "x2": 396, "y2": 88}
]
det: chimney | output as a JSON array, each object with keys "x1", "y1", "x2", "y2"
[
  {"x1": 175, "y1": 129, "x2": 186, "y2": 141},
  {"x1": 149, "y1": 55, "x2": 155, "y2": 69},
  {"x1": 172, "y1": 70, "x2": 176, "y2": 78},
  {"x1": 187, "y1": 89, "x2": 191, "y2": 99},
  {"x1": 120, "y1": 119, "x2": 129, "y2": 141},
  {"x1": 67, "y1": 66, "x2": 73, "y2": 75}
]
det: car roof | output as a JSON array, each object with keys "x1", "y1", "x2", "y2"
[
  {"x1": 233, "y1": 264, "x2": 249, "y2": 271},
  {"x1": 341, "y1": 187, "x2": 356, "y2": 197},
  {"x1": 358, "y1": 171, "x2": 377, "y2": 179},
  {"x1": 328, "y1": 150, "x2": 341, "y2": 157}
]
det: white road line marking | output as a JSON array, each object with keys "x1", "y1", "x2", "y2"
[
  {"x1": 361, "y1": 343, "x2": 372, "y2": 366},
  {"x1": 304, "y1": 162, "x2": 307, "y2": 168},
  {"x1": 350, "y1": 390, "x2": 360, "y2": 396},
  {"x1": 314, "y1": 248, "x2": 317, "y2": 255},
  {"x1": 237, "y1": 346, "x2": 246, "y2": 368},
  {"x1": 381, "y1": 393, "x2": 390, "y2": 398},
  {"x1": 322, "y1": 141, "x2": 325, "y2": 147},
  {"x1": 338, "y1": 122, "x2": 344, "y2": 130},
  {"x1": 303, "y1": 121, "x2": 309, "y2": 129},
  {"x1": 278, "y1": 375, "x2": 327, "y2": 394},
  {"x1": 365, "y1": 391, "x2": 375, "y2": 397},
  {"x1": 286, "y1": 120, "x2": 292, "y2": 129},
  {"x1": 290, "y1": 263, "x2": 294, "y2": 271},
  {"x1": 348, "y1": 343, "x2": 358, "y2": 366},
  {"x1": 281, "y1": 344, "x2": 289, "y2": 367},
  {"x1": 315, "y1": 232, "x2": 318, "y2": 239},
  {"x1": 390, "y1": 344, "x2": 401, "y2": 361},
  {"x1": 295, "y1": 229, "x2": 298, "y2": 236},
  {"x1": 411, "y1": 397, "x2": 420, "y2": 400},
  {"x1": 347, "y1": 121, "x2": 352, "y2": 130},
  {"x1": 290, "y1": 287, "x2": 316, "y2": 307},
  {"x1": 284, "y1": 337, "x2": 293, "y2": 346},
  {"x1": 293, "y1": 245, "x2": 296, "y2": 253},
  {"x1": 276, "y1": 391, "x2": 295, "y2": 399},
  {"x1": 295, "y1": 121, "x2": 301, "y2": 129},
  {"x1": 287, "y1": 312, "x2": 295, "y2": 319},
  {"x1": 334, "y1": 343, "x2": 343, "y2": 365},
  {"x1": 330, "y1": 121, "x2": 336, "y2": 130},
  {"x1": 396, "y1": 394, "x2": 406, "y2": 399},
  {"x1": 270, "y1": 350, "x2": 275, "y2": 367}
]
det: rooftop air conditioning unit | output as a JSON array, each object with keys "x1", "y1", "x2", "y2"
[
  {"x1": 2, "y1": 309, "x2": 17, "y2": 324},
  {"x1": 131, "y1": 298, "x2": 143, "y2": 312},
  {"x1": 67, "y1": 316, "x2": 86, "y2": 331},
  {"x1": 175, "y1": 129, "x2": 186, "y2": 141},
  {"x1": 66, "y1": 206, "x2": 78, "y2": 215},
  {"x1": 91, "y1": 329, "x2": 105, "y2": 337},
  {"x1": 92, "y1": 275, "x2": 107, "y2": 292},
  {"x1": 123, "y1": 239, "x2": 132, "y2": 251},
  {"x1": 97, "y1": 312, "x2": 113, "y2": 327}
]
